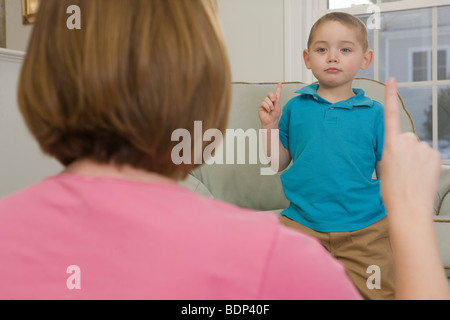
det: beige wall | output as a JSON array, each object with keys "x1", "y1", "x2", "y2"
[
  {"x1": 4, "y1": 0, "x2": 286, "y2": 82},
  {"x1": 217, "y1": 0, "x2": 285, "y2": 82},
  {"x1": 0, "y1": 49, "x2": 63, "y2": 197},
  {"x1": 4, "y1": 0, "x2": 33, "y2": 51}
]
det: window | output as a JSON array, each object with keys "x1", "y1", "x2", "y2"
[
  {"x1": 412, "y1": 51, "x2": 429, "y2": 82},
  {"x1": 438, "y1": 50, "x2": 449, "y2": 81},
  {"x1": 410, "y1": 49, "x2": 449, "y2": 82},
  {"x1": 286, "y1": 0, "x2": 450, "y2": 161}
]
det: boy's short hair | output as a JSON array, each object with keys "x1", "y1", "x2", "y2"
[
  {"x1": 307, "y1": 12, "x2": 369, "y2": 52},
  {"x1": 18, "y1": 0, "x2": 231, "y2": 179}
]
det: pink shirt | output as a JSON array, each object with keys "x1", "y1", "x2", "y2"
[{"x1": 0, "y1": 174, "x2": 361, "y2": 300}]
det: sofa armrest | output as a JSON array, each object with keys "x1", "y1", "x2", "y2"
[
  {"x1": 179, "y1": 174, "x2": 214, "y2": 199},
  {"x1": 434, "y1": 165, "x2": 450, "y2": 277},
  {"x1": 435, "y1": 165, "x2": 450, "y2": 218}
]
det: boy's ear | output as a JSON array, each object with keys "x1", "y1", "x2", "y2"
[
  {"x1": 361, "y1": 49, "x2": 374, "y2": 70},
  {"x1": 303, "y1": 49, "x2": 311, "y2": 70}
]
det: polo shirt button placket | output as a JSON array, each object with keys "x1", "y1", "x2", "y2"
[{"x1": 325, "y1": 105, "x2": 338, "y2": 126}]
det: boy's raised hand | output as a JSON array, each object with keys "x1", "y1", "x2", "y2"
[{"x1": 258, "y1": 82, "x2": 282, "y2": 128}]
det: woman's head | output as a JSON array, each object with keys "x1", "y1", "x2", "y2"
[{"x1": 18, "y1": 0, "x2": 231, "y2": 179}]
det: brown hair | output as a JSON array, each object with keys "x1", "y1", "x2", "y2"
[
  {"x1": 18, "y1": 0, "x2": 231, "y2": 179},
  {"x1": 307, "y1": 12, "x2": 369, "y2": 52}
]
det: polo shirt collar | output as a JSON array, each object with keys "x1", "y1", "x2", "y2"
[{"x1": 295, "y1": 83, "x2": 374, "y2": 109}]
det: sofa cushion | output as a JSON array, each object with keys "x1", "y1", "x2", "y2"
[
  {"x1": 179, "y1": 174, "x2": 214, "y2": 199},
  {"x1": 190, "y1": 82, "x2": 305, "y2": 211}
]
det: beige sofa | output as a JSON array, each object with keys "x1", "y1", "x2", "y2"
[{"x1": 181, "y1": 79, "x2": 450, "y2": 277}]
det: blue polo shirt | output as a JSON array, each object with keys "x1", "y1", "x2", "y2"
[{"x1": 279, "y1": 84, "x2": 386, "y2": 232}]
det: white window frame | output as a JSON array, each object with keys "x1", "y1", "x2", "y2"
[{"x1": 285, "y1": 0, "x2": 450, "y2": 161}]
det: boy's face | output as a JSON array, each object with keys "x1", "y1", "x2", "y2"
[{"x1": 304, "y1": 21, "x2": 373, "y2": 88}]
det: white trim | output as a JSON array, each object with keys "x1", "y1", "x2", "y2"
[
  {"x1": 433, "y1": 7, "x2": 439, "y2": 83},
  {"x1": 373, "y1": 28, "x2": 379, "y2": 81},
  {"x1": 396, "y1": 80, "x2": 450, "y2": 87},
  {"x1": 384, "y1": 32, "x2": 389, "y2": 83},
  {"x1": 0, "y1": 48, "x2": 25, "y2": 64},
  {"x1": 433, "y1": 85, "x2": 439, "y2": 150},
  {"x1": 284, "y1": 0, "x2": 321, "y2": 83},
  {"x1": 321, "y1": 0, "x2": 450, "y2": 16},
  {"x1": 433, "y1": 6, "x2": 440, "y2": 151}
]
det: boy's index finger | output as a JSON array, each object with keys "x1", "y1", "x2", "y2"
[
  {"x1": 384, "y1": 78, "x2": 402, "y2": 144},
  {"x1": 276, "y1": 82, "x2": 282, "y2": 101}
]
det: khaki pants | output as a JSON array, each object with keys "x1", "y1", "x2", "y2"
[{"x1": 280, "y1": 215, "x2": 395, "y2": 300}]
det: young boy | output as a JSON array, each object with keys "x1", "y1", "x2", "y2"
[{"x1": 258, "y1": 12, "x2": 395, "y2": 300}]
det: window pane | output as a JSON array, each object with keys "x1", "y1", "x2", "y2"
[
  {"x1": 438, "y1": 85, "x2": 450, "y2": 160},
  {"x1": 379, "y1": 8, "x2": 432, "y2": 83},
  {"x1": 438, "y1": 6, "x2": 450, "y2": 80},
  {"x1": 438, "y1": 50, "x2": 447, "y2": 80},
  {"x1": 412, "y1": 51, "x2": 428, "y2": 82},
  {"x1": 356, "y1": 14, "x2": 374, "y2": 79},
  {"x1": 328, "y1": 0, "x2": 375, "y2": 10},
  {"x1": 398, "y1": 86, "x2": 432, "y2": 147}
]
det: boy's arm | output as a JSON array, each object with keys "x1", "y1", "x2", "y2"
[{"x1": 258, "y1": 83, "x2": 292, "y2": 172}]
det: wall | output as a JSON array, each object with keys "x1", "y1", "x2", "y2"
[
  {"x1": 0, "y1": 49, "x2": 63, "y2": 197},
  {"x1": 217, "y1": 0, "x2": 285, "y2": 82},
  {"x1": 4, "y1": 0, "x2": 286, "y2": 82},
  {"x1": 4, "y1": 0, "x2": 33, "y2": 51}
]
